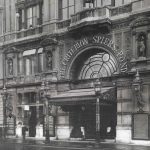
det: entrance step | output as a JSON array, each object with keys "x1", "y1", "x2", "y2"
[{"x1": 103, "y1": 139, "x2": 116, "y2": 143}]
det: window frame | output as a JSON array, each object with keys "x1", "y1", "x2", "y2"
[
  {"x1": 58, "y1": 0, "x2": 75, "y2": 20},
  {"x1": 37, "y1": 51, "x2": 44, "y2": 73},
  {"x1": 23, "y1": 55, "x2": 35, "y2": 76},
  {"x1": 26, "y1": 5, "x2": 38, "y2": 28},
  {"x1": 17, "y1": 2, "x2": 43, "y2": 30}
]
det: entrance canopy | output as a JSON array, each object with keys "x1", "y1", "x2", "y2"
[{"x1": 49, "y1": 87, "x2": 116, "y2": 105}]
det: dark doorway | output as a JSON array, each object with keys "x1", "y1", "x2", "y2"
[
  {"x1": 100, "y1": 103, "x2": 117, "y2": 139},
  {"x1": 29, "y1": 106, "x2": 36, "y2": 137},
  {"x1": 82, "y1": 104, "x2": 96, "y2": 139},
  {"x1": 69, "y1": 104, "x2": 96, "y2": 139}
]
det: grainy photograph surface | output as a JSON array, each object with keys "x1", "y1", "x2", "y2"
[{"x1": 0, "y1": 0, "x2": 150, "y2": 150}]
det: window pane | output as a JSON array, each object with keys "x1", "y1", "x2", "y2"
[
  {"x1": 124, "y1": 0, "x2": 131, "y2": 4},
  {"x1": 25, "y1": 58, "x2": 30, "y2": 75},
  {"x1": 102, "y1": 0, "x2": 111, "y2": 6},
  {"x1": 27, "y1": 6, "x2": 38, "y2": 28},
  {"x1": 96, "y1": 0, "x2": 102, "y2": 7},
  {"x1": 62, "y1": 0, "x2": 68, "y2": 8},
  {"x1": 32, "y1": 17, "x2": 37, "y2": 26},
  {"x1": 38, "y1": 53, "x2": 44, "y2": 72},
  {"x1": 37, "y1": 5, "x2": 39, "y2": 18},
  {"x1": 58, "y1": 0, "x2": 63, "y2": 19},
  {"x1": 31, "y1": 56, "x2": 35, "y2": 74},
  {"x1": 63, "y1": 8, "x2": 68, "y2": 20},
  {"x1": 33, "y1": 6, "x2": 36, "y2": 17},
  {"x1": 27, "y1": 7, "x2": 32, "y2": 18},
  {"x1": 69, "y1": 6, "x2": 74, "y2": 17},
  {"x1": 18, "y1": 54, "x2": 23, "y2": 74},
  {"x1": 69, "y1": 0, "x2": 74, "y2": 6},
  {"x1": 22, "y1": 9, "x2": 25, "y2": 23},
  {"x1": 115, "y1": 0, "x2": 123, "y2": 6}
]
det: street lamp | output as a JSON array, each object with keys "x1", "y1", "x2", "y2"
[
  {"x1": 40, "y1": 80, "x2": 50, "y2": 143},
  {"x1": 93, "y1": 78, "x2": 102, "y2": 143},
  {"x1": 132, "y1": 70, "x2": 144, "y2": 112}
]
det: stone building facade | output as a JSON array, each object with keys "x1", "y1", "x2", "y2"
[{"x1": 0, "y1": 0, "x2": 150, "y2": 144}]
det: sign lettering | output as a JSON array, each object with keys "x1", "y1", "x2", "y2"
[{"x1": 60, "y1": 35, "x2": 128, "y2": 79}]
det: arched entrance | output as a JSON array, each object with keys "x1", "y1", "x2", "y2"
[
  {"x1": 68, "y1": 48, "x2": 117, "y2": 140},
  {"x1": 55, "y1": 35, "x2": 128, "y2": 140},
  {"x1": 69, "y1": 47, "x2": 119, "y2": 80}
]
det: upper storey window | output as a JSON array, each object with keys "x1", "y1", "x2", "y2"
[
  {"x1": 27, "y1": 5, "x2": 39, "y2": 28},
  {"x1": 83, "y1": 0, "x2": 114, "y2": 8},
  {"x1": 83, "y1": 0, "x2": 94, "y2": 8},
  {"x1": 17, "y1": 1, "x2": 43, "y2": 30},
  {"x1": 115, "y1": 0, "x2": 131, "y2": 6},
  {"x1": 58, "y1": 0, "x2": 75, "y2": 20}
]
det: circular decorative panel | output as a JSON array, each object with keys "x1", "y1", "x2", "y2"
[{"x1": 78, "y1": 52, "x2": 118, "y2": 79}]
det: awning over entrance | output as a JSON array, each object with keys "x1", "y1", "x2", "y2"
[{"x1": 49, "y1": 87, "x2": 116, "y2": 105}]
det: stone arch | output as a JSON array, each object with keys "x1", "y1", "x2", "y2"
[{"x1": 68, "y1": 46, "x2": 120, "y2": 80}]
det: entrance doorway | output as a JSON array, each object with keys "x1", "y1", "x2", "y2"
[
  {"x1": 29, "y1": 106, "x2": 36, "y2": 137},
  {"x1": 82, "y1": 104, "x2": 96, "y2": 139},
  {"x1": 100, "y1": 103, "x2": 117, "y2": 139},
  {"x1": 69, "y1": 101, "x2": 117, "y2": 140}
]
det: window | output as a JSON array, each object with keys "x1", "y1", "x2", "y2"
[
  {"x1": 23, "y1": 49, "x2": 36, "y2": 75},
  {"x1": 83, "y1": 0, "x2": 114, "y2": 8},
  {"x1": 27, "y1": 5, "x2": 39, "y2": 28},
  {"x1": 58, "y1": 0, "x2": 75, "y2": 20},
  {"x1": 18, "y1": 53, "x2": 23, "y2": 75},
  {"x1": 48, "y1": 0, "x2": 55, "y2": 21},
  {"x1": 24, "y1": 56, "x2": 35, "y2": 75},
  {"x1": 18, "y1": 93, "x2": 23, "y2": 104},
  {"x1": 38, "y1": 48, "x2": 44, "y2": 72},
  {"x1": 18, "y1": 2, "x2": 43, "y2": 30},
  {"x1": 83, "y1": 0, "x2": 94, "y2": 8},
  {"x1": 24, "y1": 92, "x2": 36, "y2": 104},
  {"x1": 78, "y1": 52, "x2": 118, "y2": 79},
  {"x1": 115, "y1": 0, "x2": 131, "y2": 6}
]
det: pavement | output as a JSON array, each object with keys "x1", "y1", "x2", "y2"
[{"x1": 1, "y1": 137, "x2": 150, "y2": 150}]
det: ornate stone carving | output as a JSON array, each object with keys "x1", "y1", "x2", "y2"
[
  {"x1": 40, "y1": 37, "x2": 58, "y2": 47},
  {"x1": 4, "y1": 46, "x2": 19, "y2": 54},
  {"x1": 137, "y1": 33, "x2": 147, "y2": 58},
  {"x1": 7, "y1": 58, "x2": 13, "y2": 76},
  {"x1": 130, "y1": 17, "x2": 150, "y2": 28},
  {"x1": 46, "y1": 51, "x2": 53, "y2": 70},
  {"x1": 114, "y1": 33, "x2": 122, "y2": 50}
]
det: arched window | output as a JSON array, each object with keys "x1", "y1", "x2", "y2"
[{"x1": 78, "y1": 52, "x2": 118, "y2": 79}]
